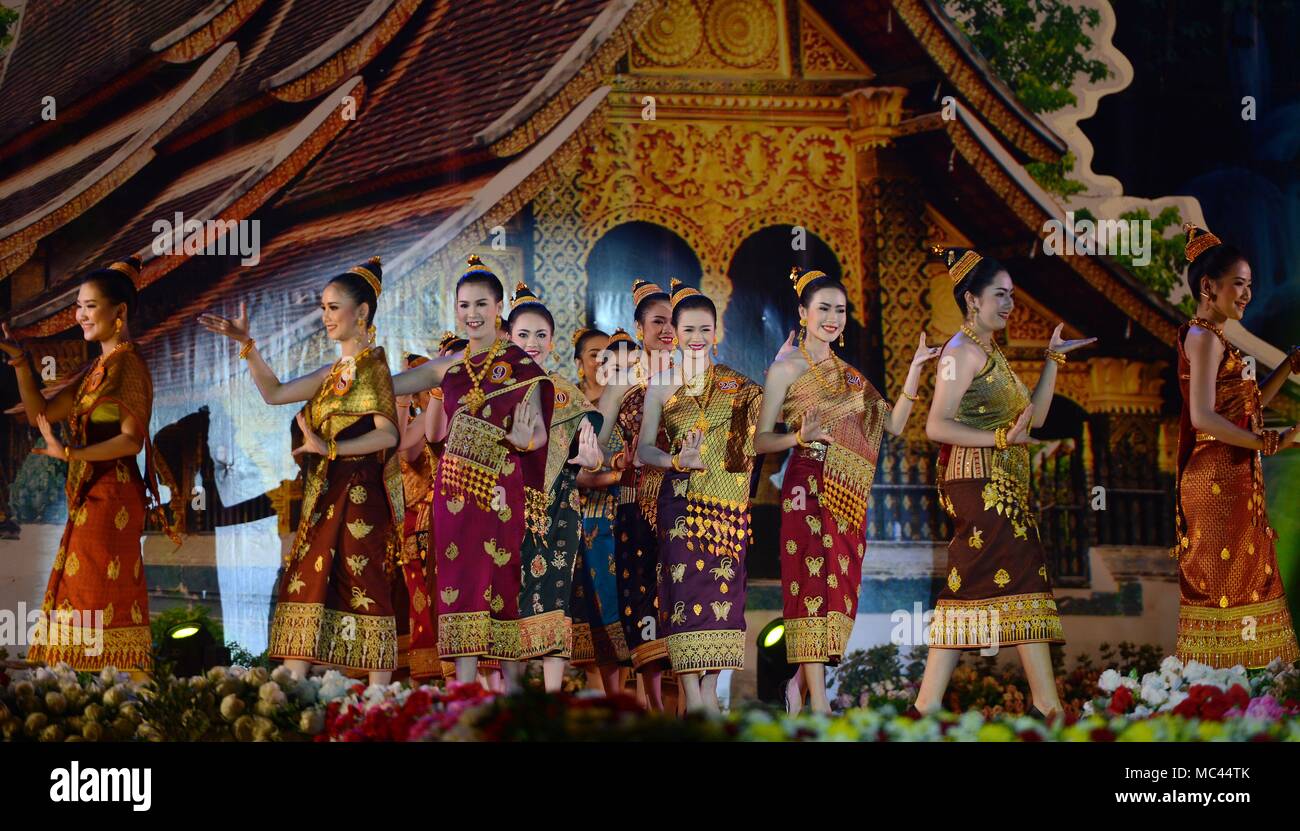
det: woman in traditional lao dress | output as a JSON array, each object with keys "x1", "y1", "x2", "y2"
[
  {"x1": 506, "y1": 282, "x2": 601, "y2": 691},
  {"x1": 638, "y1": 281, "x2": 763, "y2": 714},
  {"x1": 1174, "y1": 225, "x2": 1299, "y2": 667},
  {"x1": 393, "y1": 352, "x2": 441, "y2": 681},
  {"x1": 594, "y1": 280, "x2": 675, "y2": 710},
  {"x1": 755, "y1": 268, "x2": 939, "y2": 715},
  {"x1": 391, "y1": 256, "x2": 553, "y2": 691},
  {"x1": 914, "y1": 247, "x2": 1094, "y2": 718},
  {"x1": 572, "y1": 328, "x2": 634, "y2": 694},
  {"x1": 201, "y1": 257, "x2": 403, "y2": 685},
  {"x1": 3, "y1": 256, "x2": 180, "y2": 674}
]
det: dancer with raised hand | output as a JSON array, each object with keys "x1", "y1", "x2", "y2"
[
  {"x1": 3, "y1": 256, "x2": 181, "y2": 675},
  {"x1": 754, "y1": 267, "x2": 939, "y2": 715},
  {"x1": 1173, "y1": 225, "x2": 1299, "y2": 667},
  {"x1": 914, "y1": 246, "x2": 1094, "y2": 718},
  {"x1": 638, "y1": 280, "x2": 763, "y2": 714},
  {"x1": 593, "y1": 280, "x2": 675, "y2": 710},
  {"x1": 200, "y1": 256, "x2": 403, "y2": 685},
  {"x1": 390, "y1": 255, "x2": 553, "y2": 691},
  {"x1": 571, "y1": 327, "x2": 633, "y2": 693},
  {"x1": 506, "y1": 282, "x2": 603, "y2": 691}
]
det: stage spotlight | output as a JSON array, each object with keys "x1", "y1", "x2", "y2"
[
  {"x1": 157, "y1": 619, "x2": 225, "y2": 677},
  {"x1": 755, "y1": 618, "x2": 789, "y2": 705}
]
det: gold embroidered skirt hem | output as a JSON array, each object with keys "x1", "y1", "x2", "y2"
[
  {"x1": 571, "y1": 622, "x2": 596, "y2": 665},
  {"x1": 27, "y1": 623, "x2": 154, "y2": 673},
  {"x1": 518, "y1": 609, "x2": 572, "y2": 660},
  {"x1": 630, "y1": 638, "x2": 669, "y2": 670},
  {"x1": 667, "y1": 629, "x2": 744, "y2": 673},
  {"x1": 269, "y1": 602, "x2": 397, "y2": 671},
  {"x1": 1176, "y1": 596, "x2": 1300, "y2": 669},
  {"x1": 437, "y1": 611, "x2": 523, "y2": 661},
  {"x1": 928, "y1": 593, "x2": 1063, "y2": 649},
  {"x1": 783, "y1": 612, "x2": 855, "y2": 664}
]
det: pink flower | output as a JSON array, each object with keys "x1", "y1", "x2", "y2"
[{"x1": 1244, "y1": 694, "x2": 1286, "y2": 721}]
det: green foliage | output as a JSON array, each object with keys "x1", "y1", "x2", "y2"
[
  {"x1": 1025, "y1": 152, "x2": 1088, "y2": 199},
  {"x1": 0, "y1": 6, "x2": 17, "y2": 56},
  {"x1": 149, "y1": 605, "x2": 224, "y2": 653},
  {"x1": 227, "y1": 643, "x2": 272, "y2": 669},
  {"x1": 1108, "y1": 206, "x2": 1186, "y2": 304},
  {"x1": 1096, "y1": 640, "x2": 1165, "y2": 677},
  {"x1": 947, "y1": 0, "x2": 1111, "y2": 114}
]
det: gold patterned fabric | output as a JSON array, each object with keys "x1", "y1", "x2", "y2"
[
  {"x1": 269, "y1": 348, "x2": 404, "y2": 671},
  {"x1": 1173, "y1": 321, "x2": 1298, "y2": 667},
  {"x1": 656, "y1": 363, "x2": 762, "y2": 672},
  {"x1": 27, "y1": 346, "x2": 174, "y2": 671},
  {"x1": 930, "y1": 338, "x2": 1061, "y2": 650},
  {"x1": 779, "y1": 355, "x2": 887, "y2": 663}
]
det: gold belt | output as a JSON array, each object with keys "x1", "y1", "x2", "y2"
[
  {"x1": 945, "y1": 445, "x2": 993, "y2": 481},
  {"x1": 793, "y1": 442, "x2": 828, "y2": 462},
  {"x1": 1195, "y1": 431, "x2": 1218, "y2": 443}
]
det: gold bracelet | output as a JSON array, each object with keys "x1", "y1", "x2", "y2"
[
  {"x1": 524, "y1": 436, "x2": 537, "y2": 452},
  {"x1": 1045, "y1": 348, "x2": 1066, "y2": 366},
  {"x1": 1259, "y1": 429, "x2": 1280, "y2": 457},
  {"x1": 994, "y1": 426, "x2": 1009, "y2": 451},
  {"x1": 671, "y1": 452, "x2": 688, "y2": 473},
  {"x1": 239, "y1": 339, "x2": 255, "y2": 360},
  {"x1": 581, "y1": 463, "x2": 603, "y2": 474},
  {"x1": 429, "y1": 387, "x2": 444, "y2": 400},
  {"x1": 899, "y1": 389, "x2": 919, "y2": 402},
  {"x1": 327, "y1": 438, "x2": 337, "y2": 461},
  {"x1": 63, "y1": 445, "x2": 72, "y2": 462}
]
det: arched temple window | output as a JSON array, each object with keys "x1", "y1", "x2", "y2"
[{"x1": 585, "y1": 221, "x2": 702, "y2": 334}]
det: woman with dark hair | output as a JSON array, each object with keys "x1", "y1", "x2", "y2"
[
  {"x1": 754, "y1": 267, "x2": 939, "y2": 715},
  {"x1": 201, "y1": 256, "x2": 403, "y2": 685},
  {"x1": 638, "y1": 280, "x2": 763, "y2": 714},
  {"x1": 506, "y1": 281, "x2": 601, "y2": 691},
  {"x1": 914, "y1": 246, "x2": 1095, "y2": 718},
  {"x1": 593, "y1": 279, "x2": 675, "y2": 710},
  {"x1": 570, "y1": 327, "x2": 633, "y2": 693},
  {"x1": 390, "y1": 255, "x2": 553, "y2": 691},
  {"x1": 1173, "y1": 225, "x2": 1299, "y2": 667},
  {"x1": 3, "y1": 256, "x2": 181, "y2": 675}
]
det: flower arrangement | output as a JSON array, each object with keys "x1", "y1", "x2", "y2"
[{"x1": 5, "y1": 647, "x2": 1300, "y2": 742}]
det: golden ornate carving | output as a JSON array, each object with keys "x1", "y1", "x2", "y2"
[
  {"x1": 843, "y1": 87, "x2": 906, "y2": 150},
  {"x1": 632, "y1": 0, "x2": 789, "y2": 77},
  {"x1": 798, "y1": 1, "x2": 873, "y2": 79}
]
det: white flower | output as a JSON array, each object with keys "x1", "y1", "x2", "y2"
[
  {"x1": 299, "y1": 709, "x2": 325, "y2": 735},
  {"x1": 1140, "y1": 671, "x2": 1167, "y2": 691},
  {"x1": 1162, "y1": 690, "x2": 1189, "y2": 713},
  {"x1": 270, "y1": 666, "x2": 297, "y2": 687},
  {"x1": 1182, "y1": 660, "x2": 1211, "y2": 683},
  {"x1": 258, "y1": 682, "x2": 286, "y2": 706},
  {"x1": 1159, "y1": 655, "x2": 1184, "y2": 676},
  {"x1": 1140, "y1": 683, "x2": 1169, "y2": 708},
  {"x1": 1098, "y1": 669, "x2": 1123, "y2": 693},
  {"x1": 1132, "y1": 704, "x2": 1153, "y2": 718}
]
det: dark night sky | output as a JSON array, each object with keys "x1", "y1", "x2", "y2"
[{"x1": 1083, "y1": 0, "x2": 1300, "y2": 347}]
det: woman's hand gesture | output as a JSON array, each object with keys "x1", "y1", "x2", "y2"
[
  {"x1": 291, "y1": 412, "x2": 328, "y2": 458},
  {"x1": 677, "y1": 429, "x2": 707, "y2": 470},
  {"x1": 1048, "y1": 323, "x2": 1096, "y2": 356},
  {"x1": 198, "y1": 302, "x2": 252, "y2": 344},
  {"x1": 0, "y1": 323, "x2": 26, "y2": 360},
  {"x1": 569, "y1": 419, "x2": 602, "y2": 468},
  {"x1": 31, "y1": 413, "x2": 65, "y2": 459},
  {"x1": 797, "y1": 406, "x2": 833, "y2": 445},
  {"x1": 910, "y1": 332, "x2": 942, "y2": 367},
  {"x1": 507, "y1": 395, "x2": 541, "y2": 450},
  {"x1": 1005, "y1": 405, "x2": 1035, "y2": 445}
]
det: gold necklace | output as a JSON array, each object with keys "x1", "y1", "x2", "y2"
[
  {"x1": 327, "y1": 345, "x2": 373, "y2": 396},
  {"x1": 960, "y1": 322, "x2": 996, "y2": 357},
  {"x1": 798, "y1": 334, "x2": 844, "y2": 394},
  {"x1": 1191, "y1": 317, "x2": 1225, "y2": 338},
  {"x1": 461, "y1": 338, "x2": 504, "y2": 414},
  {"x1": 84, "y1": 340, "x2": 132, "y2": 394}
]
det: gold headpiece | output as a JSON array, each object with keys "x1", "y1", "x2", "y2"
[
  {"x1": 631, "y1": 278, "x2": 665, "y2": 309},
  {"x1": 462, "y1": 253, "x2": 494, "y2": 276},
  {"x1": 347, "y1": 255, "x2": 383, "y2": 297},
  {"x1": 1183, "y1": 223, "x2": 1222, "y2": 263},
  {"x1": 932, "y1": 244, "x2": 983, "y2": 285},
  {"x1": 669, "y1": 278, "x2": 701, "y2": 310},
  {"x1": 789, "y1": 266, "x2": 826, "y2": 298},
  {"x1": 437, "y1": 330, "x2": 458, "y2": 350},
  {"x1": 104, "y1": 255, "x2": 142, "y2": 282},
  {"x1": 512, "y1": 280, "x2": 542, "y2": 306},
  {"x1": 607, "y1": 328, "x2": 635, "y2": 348},
  {"x1": 572, "y1": 327, "x2": 594, "y2": 348}
]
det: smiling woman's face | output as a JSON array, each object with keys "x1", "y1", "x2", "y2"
[
  {"x1": 510, "y1": 309, "x2": 553, "y2": 361},
  {"x1": 320, "y1": 283, "x2": 365, "y2": 343},
  {"x1": 456, "y1": 282, "x2": 500, "y2": 339},
  {"x1": 674, "y1": 307, "x2": 715, "y2": 354},
  {"x1": 638, "y1": 300, "x2": 675, "y2": 353},
  {"x1": 75, "y1": 282, "x2": 126, "y2": 343},
  {"x1": 968, "y1": 271, "x2": 1014, "y2": 331}
]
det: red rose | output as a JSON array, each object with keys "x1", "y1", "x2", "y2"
[{"x1": 1108, "y1": 686, "x2": 1134, "y2": 715}]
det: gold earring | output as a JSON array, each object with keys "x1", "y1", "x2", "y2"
[
  {"x1": 671, "y1": 335, "x2": 678, "y2": 349},
  {"x1": 577, "y1": 366, "x2": 585, "y2": 382},
  {"x1": 712, "y1": 340, "x2": 718, "y2": 357},
  {"x1": 838, "y1": 330, "x2": 845, "y2": 348},
  {"x1": 368, "y1": 323, "x2": 377, "y2": 345},
  {"x1": 113, "y1": 319, "x2": 123, "y2": 335},
  {"x1": 495, "y1": 314, "x2": 502, "y2": 331}
]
